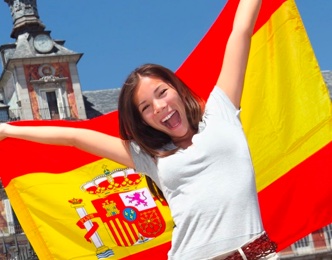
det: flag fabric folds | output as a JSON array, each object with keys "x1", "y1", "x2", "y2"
[
  {"x1": 5, "y1": 157, "x2": 173, "y2": 259},
  {"x1": 177, "y1": 0, "x2": 332, "y2": 251},
  {"x1": 1, "y1": 0, "x2": 332, "y2": 259},
  {"x1": 1, "y1": 115, "x2": 174, "y2": 259}
]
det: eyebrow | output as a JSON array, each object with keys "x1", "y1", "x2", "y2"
[{"x1": 137, "y1": 84, "x2": 163, "y2": 108}]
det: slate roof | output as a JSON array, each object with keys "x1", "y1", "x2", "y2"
[
  {"x1": 83, "y1": 88, "x2": 121, "y2": 119},
  {"x1": 322, "y1": 71, "x2": 332, "y2": 99},
  {"x1": 82, "y1": 71, "x2": 332, "y2": 119},
  {"x1": 3, "y1": 33, "x2": 78, "y2": 60}
]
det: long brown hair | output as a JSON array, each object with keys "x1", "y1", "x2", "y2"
[{"x1": 118, "y1": 64, "x2": 204, "y2": 199}]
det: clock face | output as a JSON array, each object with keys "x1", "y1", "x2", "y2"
[{"x1": 33, "y1": 34, "x2": 54, "y2": 53}]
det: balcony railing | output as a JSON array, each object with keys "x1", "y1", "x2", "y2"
[
  {"x1": 37, "y1": 106, "x2": 72, "y2": 120},
  {"x1": 0, "y1": 182, "x2": 38, "y2": 259},
  {"x1": 0, "y1": 109, "x2": 21, "y2": 122},
  {"x1": 0, "y1": 107, "x2": 80, "y2": 122},
  {"x1": 1, "y1": 107, "x2": 102, "y2": 122}
]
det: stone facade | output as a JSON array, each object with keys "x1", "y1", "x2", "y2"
[{"x1": 0, "y1": 0, "x2": 86, "y2": 122}]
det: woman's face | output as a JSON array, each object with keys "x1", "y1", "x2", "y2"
[{"x1": 134, "y1": 76, "x2": 192, "y2": 142}]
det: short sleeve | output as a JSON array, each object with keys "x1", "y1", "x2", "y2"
[
  {"x1": 203, "y1": 86, "x2": 242, "y2": 126},
  {"x1": 129, "y1": 141, "x2": 161, "y2": 188}
]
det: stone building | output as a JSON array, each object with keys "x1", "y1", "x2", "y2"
[
  {"x1": 0, "y1": 0, "x2": 87, "y2": 258},
  {"x1": 0, "y1": 0, "x2": 86, "y2": 122},
  {"x1": 0, "y1": 1, "x2": 331, "y2": 259}
]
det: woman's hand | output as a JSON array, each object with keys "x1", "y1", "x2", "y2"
[
  {"x1": 0, "y1": 123, "x2": 135, "y2": 168},
  {"x1": 0, "y1": 123, "x2": 9, "y2": 141},
  {"x1": 216, "y1": 0, "x2": 262, "y2": 108}
]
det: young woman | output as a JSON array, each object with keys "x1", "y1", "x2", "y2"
[{"x1": 0, "y1": 0, "x2": 279, "y2": 259}]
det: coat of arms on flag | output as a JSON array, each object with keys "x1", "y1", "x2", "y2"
[
  {"x1": 1, "y1": 0, "x2": 332, "y2": 259},
  {"x1": 5, "y1": 157, "x2": 173, "y2": 259},
  {"x1": 68, "y1": 167, "x2": 168, "y2": 259}
]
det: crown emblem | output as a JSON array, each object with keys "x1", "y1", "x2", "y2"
[
  {"x1": 68, "y1": 198, "x2": 83, "y2": 205},
  {"x1": 81, "y1": 167, "x2": 143, "y2": 197}
]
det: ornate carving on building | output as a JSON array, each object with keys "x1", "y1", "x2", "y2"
[
  {"x1": 1, "y1": 0, "x2": 86, "y2": 121},
  {"x1": 6, "y1": 0, "x2": 39, "y2": 20},
  {"x1": 4, "y1": 0, "x2": 45, "y2": 38},
  {"x1": 24, "y1": 62, "x2": 79, "y2": 120}
]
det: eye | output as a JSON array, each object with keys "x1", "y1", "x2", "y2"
[
  {"x1": 141, "y1": 104, "x2": 150, "y2": 113},
  {"x1": 159, "y1": 88, "x2": 168, "y2": 96}
]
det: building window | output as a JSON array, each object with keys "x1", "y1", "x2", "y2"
[
  {"x1": 292, "y1": 234, "x2": 314, "y2": 255},
  {"x1": 323, "y1": 224, "x2": 332, "y2": 249},
  {"x1": 36, "y1": 85, "x2": 70, "y2": 120},
  {"x1": 0, "y1": 199, "x2": 15, "y2": 236},
  {"x1": 45, "y1": 91, "x2": 60, "y2": 119},
  {"x1": 0, "y1": 109, "x2": 9, "y2": 122}
]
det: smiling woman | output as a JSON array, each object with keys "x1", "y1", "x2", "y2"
[
  {"x1": 118, "y1": 64, "x2": 205, "y2": 158},
  {"x1": 0, "y1": 0, "x2": 281, "y2": 259},
  {"x1": 126, "y1": 68, "x2": 201, "y2": 151},
  {"x1": 111, "y1": 3, "x2": 280, "y2": 257},
  {"x1": 135, "y1": 78, "x2": 190, "y2": 140}
]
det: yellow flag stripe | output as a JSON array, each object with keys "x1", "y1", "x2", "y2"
[
  {"x1": 7, "y1": 158, "x2": 173, "y2": 259},
  {"x1": 242, "y1": 0, "x2": 332, "y2": 191},
  {"x1": 6, "y1": 181, "x2": 54, "y2": 259}
]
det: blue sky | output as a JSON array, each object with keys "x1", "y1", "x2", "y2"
[{"x1": 0, "y1": 1, "x2": 331, "y2": 91}]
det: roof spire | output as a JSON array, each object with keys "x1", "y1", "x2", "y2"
[{"x1": 4, "y1": 0, "x2": 45, "y2": 39}]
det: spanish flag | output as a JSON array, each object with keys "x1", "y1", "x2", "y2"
[
  {"x1": 1, "y1": 0, "x2": 331, "y2": 259},
  {"x1": 177, "y1": 0, "x2": 332, "y2": 251},
  {"x1": 1, "y1": 117, "x2": 173, "y2": 259}
]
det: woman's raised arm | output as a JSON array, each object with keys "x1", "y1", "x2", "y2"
[
  {"x1": 0, "y1": 123, "x2": 134, "y2": 168},
  {"x1": 216, "y1": 0, "x2": 262, "y2": 108}
]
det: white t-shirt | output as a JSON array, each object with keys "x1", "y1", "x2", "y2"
[{"x1": 130, "y1": 87, "x2": 264, "y2": 260}]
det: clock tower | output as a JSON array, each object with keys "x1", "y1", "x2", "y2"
[{"x1": 0, "y1": 0, "x2": 87, "y2": 120}]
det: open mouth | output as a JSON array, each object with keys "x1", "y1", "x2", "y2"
[{"x1": 162, "y1": 111, "x2": 181, "y2": 128}]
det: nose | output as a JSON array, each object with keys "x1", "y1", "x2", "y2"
[{"x1": 153, "y1": 99, "x2": 166, "y2": 114}]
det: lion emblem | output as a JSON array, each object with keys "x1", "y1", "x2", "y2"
[{"x1": 126, "y1": 191, "x2": 148, "y2": 206}]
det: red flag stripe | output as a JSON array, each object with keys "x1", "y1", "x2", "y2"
[
  {"x1": 1, "y1": 0, "x2": 286, "y2": 187},
  {"x1": 108, "y1": 219, "x2": 128, "y2": 247},
  {"x1": 120, "y1": 242, "x2": 171, "y2": 260},
  {"x1": 1, "y1": 112, "x2": 118, "y2": 187},
  {"x1": 259, "y1": 141, "x2": 332, "y2": 251},
  {"x1": 175, "y1": 0, "x2": 286, "y2": 100}
]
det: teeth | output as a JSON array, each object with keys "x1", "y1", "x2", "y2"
[{"x1": 162, "y1": 111, "x2": 175, "y2": 122}]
